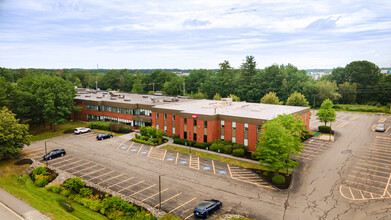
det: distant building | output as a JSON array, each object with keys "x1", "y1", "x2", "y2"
[
  {"x1": 380, "y1": 70, "x2": 391, "y2": 75},
  {"x1": 307, "y1": 72, "x2": 330, "y2": 80}
]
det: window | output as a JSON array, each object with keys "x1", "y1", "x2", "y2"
[
  {"x1": 257, "y1": 125, "x2": 262, "y2": 133},
  {"x1": 204, "y1": 121, "x2": 207, "y2": 128},
  {"x1": 244, "y1": 139, "x2": 248, "y2": 146},
  {"x1": 156, "y1": 112, "x2": 159, "y2": 119},
  {"x1": 87, "y1": 115, "x2": 99, "y2": 121},
  {"x1": 193, "y1": 133, "x2": 197, "y2": 141},
  {"x1": 232, "y1": 137, "x2": 236, "y2": 143},
  {"x1": 172, "y1": 127, "x2": 175, "y2": 134},
  {"x1": 134, "y1": 121, "x2": 145, "y2": 126},
  {"x1": 204, "y1": 135, "x2": 207, "y2": 143},
  {"x1": 172, "y1": 114, "x2": 175, "y2": 122},
  {"x1": 221, "y1": 120, "x2": 224, "y2": 128},
  {"x1": 156, "y1": 124, "x2": 159, "y2": 130},
  {"x1": 232, "y1": 122, "x2": 236, "y2": 128},
  {"x1": 193, "y1": 119, "x2": 197, "y2": 126},
  {"x1": 221, "y1": 135, "x2": 224, "y2": 140},
  {"x1": 164, "y1": 125, "x2": 167, "y2": 133},
  {"x1": 164, "y1": 114, "x2": 167, "y2": 119},
  {"x1": 86, "y1": 105, "x2": 99, "y2": 111},
  {"x1": 244, "y1": 123, "x2": 248, "y2": 132}
]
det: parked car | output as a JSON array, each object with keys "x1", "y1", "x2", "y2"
[
  {"x1": 74, "y1": 127, "x2": 91, "y2": 134},
  {"x1": 375, "y1": 124, "x2": 385, "y2": 132},
  {"x1": 194, "y1": 199, "x2": 222, "y2": 218},
  {"x1": 96, "y1": 133, "x2": 113, "y2": 140},
  {"x1": 43, "y1": 149, "x2": 66, "y2": 160}
]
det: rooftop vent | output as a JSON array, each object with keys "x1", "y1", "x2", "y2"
[
  {"x1": 124, "y1": 99, "x2": 131, "y2": 101},
  {"x1": 110, "y1": 97, "x2": 117, "y2": 100},
  {"x1": 103, "y1": 92, "x2": 108, "y2": 95},
  {"x1": 97, "y1": 96, "x2": 102, "y2": 99},
  {"x1": 85, "y1": 95, "x2": 91, "y2": 97},
  {"x1": 142, "y1": 96, "x2": 149, "y2": 98}
]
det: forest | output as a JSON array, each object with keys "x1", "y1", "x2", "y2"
[{"x1": 1, "y1": 57, "x2": 390, "y2": 123}]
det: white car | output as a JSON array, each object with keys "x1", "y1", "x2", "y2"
[{"x1": 74, "y1": 127, "x2": 91, "y2": 134}]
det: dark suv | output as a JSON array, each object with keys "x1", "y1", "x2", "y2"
[{"x1": 43, "y1": 149, "x2": 66, "y2": 160}]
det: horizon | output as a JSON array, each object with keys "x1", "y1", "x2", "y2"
[{"x1": 1, "y1": 0, "x2": 390, "y2": 69}]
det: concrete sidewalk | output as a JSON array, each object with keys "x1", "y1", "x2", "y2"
[{"x1": 0, "y1": 187, "x2": 50, "y2": 220}]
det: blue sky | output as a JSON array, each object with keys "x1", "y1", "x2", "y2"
[{"x1": 0, "y1": 0, "x2": 390, "y2": 69}]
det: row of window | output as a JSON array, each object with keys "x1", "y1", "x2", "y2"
[
  {"x1": 86, "y1": 115, "x2": 146, "y2": 127},
  {"x1": 86, "y1": 105, "x2": 152, "y2": 116}
]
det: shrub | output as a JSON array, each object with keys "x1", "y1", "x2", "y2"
[
  {"x1": 251, "y1": 152, "x2": 261, "y2": 160},
  {"x1": 233, "y1": 143, "x2": 246, "y2": 150},
  {"x1": 101, "y1": 196, "x2": 138, "y2": 218},
  {"x1": 47, "y1": 185, "x2": 62, "y2": 193},
  {"x1": 301, "y1": 130, "x2": 310, "y2": 140},
  {"x1": 61, "y1": 189, "x2": 71, "y2": 197},
  {"x1": 194, "y1": 143, "x2": 206, "y2": 149},
  {"x1": 223, "y1": 145, "x2": 233, "y2": 154},
  {"x1": 87, "y1": 121, "x2": 132, "y2": 133},
  {"x1": 33, "y1": 166, "x2": 49, "y2": 176},
  {"x1": 64, "y1": 177, "x2": 85, "y2": 194},
  {"x1": 272, "y1": 174, "x2": 286, "y2": 185},
  {"x1": 173, "y1": 138, "x2": 195, "y2": 146},
  {"x1": 80, "y1": 187, "x2": 93, "y2": 197},
  {"x1": 263, "y1": 171, "x2": 269, "y2": 177},
  {"x1": 34, "y1": 178, "x2": 49, "y2": 187},
  {"x1": 210, "y1": 143, "x2": 223, "y2": 152},
  {"x1": 232, "y1": 148, "x2": 245, "y2": 157},
  {"x1": 318, "y1": 126, "x2": 331, "y2": 133},
  {"x1": 88, "y1": 199, "x2": 104, "y2": 212}
]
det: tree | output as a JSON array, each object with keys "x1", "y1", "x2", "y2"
[
  {"x1": 286, "y1": 92, "x2": 309, "y2": 107},
  {"x1": 131, "y1": 72, "x2": 145, "y2": 94},
  {"x1": 345, "y1": 60, "x2": 381, "y2": 86},
  {"x1": 0, "y1": 107, "x2": 32, "y2": 159},
  {"x1": 317, "y1": 99, "x2": 336, "y2": 126},
  {"x1": 260, "y1": 92, "x2": 283, "y2": 105},
  {"x1": 316, "y1": 80, "x2": 341, "y2": 103},
  {"x1": 227, "y1": 94, "x2": 240, "y2": 102},
  {"x1": 14, "y1": 74, "x2": 76, "y2": 128},
  {"x1": 256, "y1": 115, "x2": 304, "y2": 173},
  {"x1": 213, "y1": 93, "x2": 222, "y2": 100},
  {"x1": 162, "y1": 75, "x2": 184, "y2": 96},
  {"x1": 338, "y1": 82, "x2": 357, "y2": 104}
]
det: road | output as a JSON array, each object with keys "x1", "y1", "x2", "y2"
[{"x1": 24, "y1": 111, "x2": 391, "y2": 219}]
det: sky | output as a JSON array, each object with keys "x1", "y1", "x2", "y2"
[{"x1": 0, "y1": 0, "x2": 390, "y2": 69}]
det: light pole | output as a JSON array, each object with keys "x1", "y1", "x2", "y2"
[
  {"x1": 45, "y1": 141, "x2": 48, "y2": 166},
  {"x1": 159, "y1": 175, "x2": 163, "y2": 210}
]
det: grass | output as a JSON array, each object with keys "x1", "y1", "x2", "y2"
[
  {"x1": 0, "y1": 160, "x2": 107, "y2": 220},
  {"x1": 29, "y1": 121, "x2": 125, "y2": 142},
  {"x1": 162, "y1": 145, "x2": 267, "y2": 170}
]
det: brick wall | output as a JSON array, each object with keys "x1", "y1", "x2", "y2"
[
  {"x1": 248, "y1": 124, "x2": 257, "y2": 152},
  {"x1": 151, "y1": 112, "x2": 156, "y2": 127},
  {"x1": 224, "y1": 121, "x2": 232, "y2": 141},
  {"x1": 207, "y1": 120, "x2": 220, "y2": 142},
  {"x1": 158, "y1": 113, "x2": 164, "y2": 131},
  {"x1": 197, "y1": 120, "x2": 204, "y2": 143},
  {"x1": 236, "y1": 122, "x2": 244, "y2": 144},
  {"x1": 166, "y1": 114, "x2": 173, "y2": 136}
]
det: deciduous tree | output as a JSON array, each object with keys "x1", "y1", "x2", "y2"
[
  {"x1": 260, "y1": 92, "x2": 283, "y2": 105},
  {"x1": 286, "y1": 92, "x2": 309, "y2": 107},
  {"x1": 0, "y1": 107, "x2": 32, "y2": 159},
  {"x1": 317, "y1": 99, "x2": 336, "y2": 126}
]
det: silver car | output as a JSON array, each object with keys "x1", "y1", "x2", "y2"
[
  {"x1": 375, "y1": 124, "x2": 385, "y2": 132},
  {"x1": 74, "y1": 127, "x2": 91, "y2": 134}
]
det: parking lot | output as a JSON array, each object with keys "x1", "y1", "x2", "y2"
[
  {"x1": 24, "y1": 132, "x2": 275, "y2": 219},
  {"x1": 293, "y1": 138, "x2": 330, "y2": 162},
  {"x1": 340, "y1": 135, "x2": 391, "y2": 201}
]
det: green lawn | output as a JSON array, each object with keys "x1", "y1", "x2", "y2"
[
  {"x1": 0, "y1": 160, "x2": 107, "y2": 220},
  {"x1": 29, "y1": 121, "x2": 124, "y2": 142},
  {"x1": 162, "y1": 145, "x2": 267, "y2": 170}
]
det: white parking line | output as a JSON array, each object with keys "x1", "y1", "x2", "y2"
[
  {"x1": 127, "y1": 142, "x2": 135, "y2": 152},
  {"x1": 130, "y1": 184, "x2": 156, "y2": 196},
  {"x1": 141, "y1": 188, "x2": 169, "y2": 202},
  {"x1": 137, "y1": 145, "x2": 144, "y2": 154},
  {"x1": 89, "y1": 170, "x2": 116, "y2": 181},
  {"x1": 169, "y1": 197, "x2": 197, "y2": 213},
  {"x1": 153, "y1": 192, "x2": 182, "y2": 208}
]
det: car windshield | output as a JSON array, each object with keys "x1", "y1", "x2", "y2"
[
  {"x1": 377, "y1": 124, "x2": 384, "y2": 128},
  {"x1": 196, "y1": 201, "x2": 215, "y2": 210}
]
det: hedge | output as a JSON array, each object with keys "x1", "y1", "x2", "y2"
[
  {"x1": 318, "y1": 126, "x2": 331, "y2": 133},
  {"x1": 48, "y1": 178, "x2": 156, "y2": 220},
  {"x1": 232, "y1": 148, "x2": 245, "y2": 157},
  {"x1": 173, "y1": 138, "x2": 195, "y2": 146},
  {"x1": 31, "y1": 166, "x2": 57, "y2": 187},
  {"x1": 87, "y1": 121, "x2": 132, "y2": 134},
  {"x1": 132, "y1": 138, "x2": 157, "y2": 146}
]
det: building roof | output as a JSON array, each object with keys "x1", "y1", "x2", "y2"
[
  {"x1": 75, "y1": 89, "x2": 310, "y2": 121},
  {"x1": 152, "y1": 99, "x2": 309, "y2": 121}
]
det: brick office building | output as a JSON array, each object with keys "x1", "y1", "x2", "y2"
[{"x1": 72, "y1": 90, "x2": 310, "y2": 152}]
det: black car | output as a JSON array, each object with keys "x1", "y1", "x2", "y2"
[
  {"x1": 43, "y1": 149, "x2": 66, "y2": 160},
  {"x1": 194, "y1": 199, "x2": 222, "y2": 218},
  {"x1": 96, "y1": 133, "x2": 113, "y2": 140}
]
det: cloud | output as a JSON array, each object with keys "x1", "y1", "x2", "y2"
[
  {"x1": 183, "y1": 19, "x2": 210, "y2": 27},
  {"x1": 306, "y1": 16, "x2": 341, "y2": 30}
]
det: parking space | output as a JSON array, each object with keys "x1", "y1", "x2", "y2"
[
  {"x1": 340, "y1": 136, "x2": 391, "y2": 200},
  {"x1": 371, "y1": 117, "x2": 391, "y2": 133},
  {"x1": 228, "y1": 165, "x2": 275, "y2": 190},
  {"x1": 293, "y1": 138, "x2": 330, "y2": 162}
]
